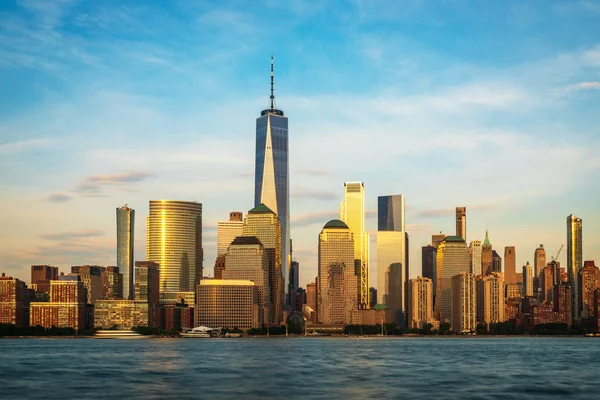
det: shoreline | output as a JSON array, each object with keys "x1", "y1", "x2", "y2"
[{"x1": 2, "y1": 334, "x2": 597, "y2": 339}]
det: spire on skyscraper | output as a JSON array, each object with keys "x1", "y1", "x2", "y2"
[
  {"x1": 483, "y1": 229, "x2": 491, "y2": 247},
  {"x1": 262, "y1": 55, "x2": 284, "y2": 116}
]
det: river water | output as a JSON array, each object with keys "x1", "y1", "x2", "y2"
[{"x1": 1, "y1": 337, "x2": 598, "y2": 399}]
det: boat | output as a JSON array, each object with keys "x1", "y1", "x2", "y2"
[
  {"x1": 93, "y1": 330, "x2": 149, "y2": 339},
  {"x1": 180, "y1": 326, "x2": 220, "y2": 338}
]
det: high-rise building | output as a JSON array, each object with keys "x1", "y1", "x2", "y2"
[
  {"x1": 134, "y1": 261, "x2": 160, "y2": 305},
  {"x1": 435, "y1": 236, "x2": 470, "y2": 323},
  {"x1": 476, "y1": 272, "x2": 505, "y2": 329},
  {"x1": 30, "y1": 280, "x2": 88, "y2": 331},
  {"x1": 31, "y1": 265, "x2": 58, "y2": 284},
  {"x1": 146, "y1": 200, "x2": 203, "y2": 294},
  {"x1": 579, "y1": 261, "x2": 600, "y2": 319},
  {"x1": 369, "y1": 287, "x2": 377, "y2": 308},
  {"x1": 481, "y1": 230, "x2": 493, "y2": 276},
  {"x1": 213, "y1": 255, "x2": 225, "y2": 279},
  {"x1": 217, "y1": 212, "x2": 244, "y2": 255},
  {"x1": 504, "y1": 246, "x2": 516, "y2": 285},
  {"x1": 540, "y1": 264, "x2": 557, "y2": 303},
  {"x1": 306, "y1": 281, "x2": 317, "y2": 322},
  {"x1": 469, "y1": 241, "x2": 482, "y2": 276},
  {"x1": 242, "y1": 204, "x2": 283, "y2": 325},
  {"x1": 0, "y1": 274, "x2": 29, "y2": 327},
  {"x1": 317, "y1": 220, "x2": 358, "y2": 325},
  {"x1": 196, "y1": 280, "x2": 259, "y2": 329},
  {"x1": 223, "y1": 236, "x2": 271, "y2": 327},
  {"x1": 116, "y1": 205, "x2": 135, "y2": 300},
  {"x1": 554, "y1": 282, "x2": 572, "y2": 326},
  {"x1": 421, "y1": 245, "x2": 436, "y2": 282},
  {"x1": 451, "y1": 272, "x2": 477, "y2": 333},
  {"x1": 341, "y1": 182, "x2": 370, "y2": 309},
  {"x1": 432, "y1": 233, "x2": 446, "y2": 249},
  {"x1": 289, "y1": 260, "x2": 299, "y2": 293},
  {"x1": 254, "y1": 56, "x2": 290, "y2": 298},
  {"x1": 456, "y1": 207, "x2": 466, "y2": 241},
  {"x1": 407, "y1": 277, "x2": 434, "y2": 329},
  {"x1": 492, "y1": 250, "x2": 502, "y2": 274},
  {"x1": 523, "y1": 262, "x2": 534, "y2": 297},
  {"x1": 567, "y1": 214, "x2": 583, "y2": 321},
  {"x1": 102, "y1": 266, "x2": 123, "y2": 300},
  {"x1": 376, "y1": 194, "x2": 405, "y2": 322},
  {"x1": 534, "y1": 245, "x2": 546, "y2": 279},
  {"x1": 71, "y1": 266, "x2": 103, "y2": 304}
]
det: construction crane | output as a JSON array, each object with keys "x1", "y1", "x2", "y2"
[{"x1": 551, "y1": 245, "x2": 564, "y2": 262}]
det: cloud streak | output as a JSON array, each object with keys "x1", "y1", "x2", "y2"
[{"x1": 40, "y1": 229, "x2": 105, "y2": 241}]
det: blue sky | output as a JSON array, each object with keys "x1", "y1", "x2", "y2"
[{"x1": 1, "y1": 0, "x2": 599, "y2": 287}]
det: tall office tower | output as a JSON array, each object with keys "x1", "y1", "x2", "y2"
[
  {"x1": 540, "y1": 265, "x2": 556, "y2": 303},
  {"x1": 369, "y1": 287, "x2": 377, "y2": 308},
  {"x1": 242, "y1": 204, "x2": 283, "y2": 325},
  {"x1": 102, "y1": 266, "x2": 123, "y2": 300},
  {"x1": 554, "y1": 282, "x2": 572, "y2": 326},
  {"x1": 31, "y1": 265, "x2": 58, "y2": 284},
  {"x1": 146, "y1": 200, "x2": 203, "y2": 294},
  {"x1": 289, "y1": 260, "x2": 299, "y2": 293},
  {"x1": 481, "y1": 230, "x2": 493, "y2": 276},
  {"x1": 116, "y1": 205, "x2": 135, "y2": 300},
  {"x1": 196, "y1": 280, "x2": 259, "y2": 329},
  {"x1": 341, "y1": 182, "x2": 370, "y2": 310},
  {"x1": 469, "y1": 241, "x2": 482, "y2": 276},
  {"x1": 567, "y1": 214, "x2": 583, "y2": 320},
  {"x1": 579, "y1": 261, "x2": 600, "y2": 319},
  {"x1": 476, "y1": 272, "x2": 505, "y2": 329},
  {"x1": 254, "y1": 56, "x2": 290, "y2": 298},
  {"x1": 306, "y1": 281, "x2": 317, "y2": 322},
  {"x1": 217, "y1": 212, "x2": 244, "y2": 255},
  {"x1": 223, "y1": 236, "x2": 271, "y2": 327},
  {"x1": 523, "y1": 262, "x2": 534, "y2": 297},
  {"x1": 0, "y1": 274, "x2": 28, "y2": 327},
  {"x1": 492, "y1": 251, "x2": 502, "y2": 274},
  {"x1": 456, "y1": 207, "x2": 466, "y2": 241},
  {"x1": 317, "y1": 220, "x2": 358, "y2": 325},
  {"x1": 71, "y1": 266, "x2": 103, "y2": 304},
  {"x1": 213, "y1": 255, "x2": 225, "y2": 279},
  {"x1": 407, "y1": 277, "x2": 434, "y2": 329},
  {"x1": 376, "y1": 194, "x2": 405, "y2": 322},
  {"x1": 432, "y1": 233, "x2": 446, "y2": 249},
  {"x1": 534, "y1": 245, "x2": 546, "y2": 278},
  {"x1": 435, "y1": 236, "x2": 470, "y2": 323},
  {"x1": 134, "y1": 261, "x2": 160, "y2": 305},
  {"x1": 421, "y1": 245, "x2": 437, "y2": 282},
  {"x1": 504, "y1": 247, "x2": 516, "y2": 285},
  {"x1": 451, "y1": 272, "x2": 477, "y2": 333}
]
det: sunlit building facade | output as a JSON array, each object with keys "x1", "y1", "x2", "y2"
[
  {"x1": 580, "y1": 261, "x2": 600, "y2": 319},
  {"x1": 407, "y1": 277, "x2": 434, "y2": 329},
  {"x1": 217, "y1": 212, "x2": 244, "y2": 255},
  {"x1": 0, "y1": 274, "x2": 28, "y2": 327},
  {"x1": 469, "y1": 240, "x2": 482, "y2": 276},
  {"x1": 451, "y1": 272, "x2": 477, "y2": 333},
  {"x1": 481, "y1": 230, "x2": 493, "y2": 276},
  {"x1": 504, "y1": 246, "x2": 516, "y2": 285},
  {"x1": 146, "y1": 200, "x2": 203, "y2": 294},
  {"x1": 102, "y1": 266, "x2": 123, "y2": 300},
  {"x1": 456, "y1": 207, "x2": 466, "y2": 241},
  {"x1": 435, "y1": 236, "x2": 470, "y2": 323},
  {"x1": 341, "y1": 182, "x2": 370, "y2": 309},
  {"x1": 94, "y1": 301, "x2": 154, "y2": 329},
  {"x1": 534, "y1": 245, "x2": 547, "y2": 281},
  {"x1": 523, "y1": 262, "x2": 534, "y2": 297},
  {"x1": 196, "y1": 280, "x2": 259, "y2": 329},
  {"x1": 317, "y1": 220, "x2": 358, "y2": 325},
  {"x1": 71, "y1": 265, "x2": 103, "y2": 304},
  {"x1": 567, "y1": 214, "x2": 583, "y2": 320},
  {"x1": 117, "y1": 204, "x2": 135, "y2": 300},
  {"x1": 476, "y1": 272, "x2": 505, "y2": 328},
  {"x1": 30, "y1": 280, "x2": 88, "y2": 331}
]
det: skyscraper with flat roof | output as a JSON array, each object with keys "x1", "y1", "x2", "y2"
[
  {"x1": 456, "y1": 207, "x2": 466, "y2": 241},
  {"x1": 504, "y1": 246, "x2": 516, "y2": 285},
  {"x1": 341, "y1": 182, "x2": 370, "y2": 309},
  {"x1": 317, "y1": 220, "x2": 358, "y2": 325},
  {"x1": 146, "y1": 200, "x2": 203, "y2": 294},
  {"x1": 435, "y1": 236, "x2": 470, "y2": 323},
  {"x1": 579, "y1": 261, "x2": 600, "y2": 319},
  {"x1": 217, "y1": 212, "x2": 244, "y2": 256},
  {"x1": 407, "y1": 277, "x2": 434, "y2": 329},
  {"x1": 451, "y1": 272, "x2": 476, "y2": 333},
  {"x1": 377, "y1": 194, "x2": 406, "y2": 323},
  {"x1": 523, "y1": 262, "x2": 534, "y2": 297},
  {"x1": 254, "y1": 56, "x2": 290, "y2": 298},
  {"x1": 117, "y1": 205, "x2": 135, "y2": 300},
  {"x1": 534, "y1": 245, "x2": 546, "y2": 279},
  {"x1": 476, "y1": 272, "x2": 505, "y2": 329},
  {"x1": 567, "y1": 214, "x2": 583, "y2": 320},
  {"x1": 469, "y1": 241, "x2": 482, "y2": 276}
]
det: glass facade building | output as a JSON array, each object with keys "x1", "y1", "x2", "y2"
[
  {"x1": 146, "y1": 200, "x2": 203, "y2": 294},
  {"x1": 567, "y1": 214, "x2": 583, "y2": 320},
  {"x1": 435, "y1": 236, "x2": 470, "y2": 323},
  {"x1": 116, "y1": 205, "x2": 135, "y2": 300}
]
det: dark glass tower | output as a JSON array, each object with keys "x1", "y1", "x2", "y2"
[
  {"x1": 116, "y1": 204, "x2": 135, "y2": 300},
  {"x1": 255, "y1": 56, "x2": 290, "y2": 294}
]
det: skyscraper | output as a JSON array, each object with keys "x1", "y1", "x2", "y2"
[
  {"x1": 567, "y1": 214, "x2": 583, "y2": 320},
  {"x1": 504, "y1": 246, "x2": 516, "y2": 285},
  {"x1": 317, "y1": 220, "x2": 358, "y2": 325},
  {"x1": 421, "y1": 245, "x2": 437, "y2": 282},
  {"x1": 117, "y1": 205, "x2": 135, "y2": 300},
  {"x1": 476, "y1": 272, "x2": 505, "y2": 329},
  {"x1": 376, "y1": 194, "x2": 406, "y2": 323},
  {"x1": 217, "y1": 212, "x2": 244, "y2": 256},
  {"x1": 579, "y1": 261, "x2": 600, "y2": 319},
  {"x1": 242, "y1": 204, "x2": 283, "y2": 325},
  {"x1": 407, "y1": 276, "x2": 434, "y2": 329},
  {"x1": 432, "y1": 233, "x2": 446, "y2": 249},
  {"x1": 534, "y1": 244, "x2": 546, "y2": 278},
  {"x1": 289, "y1": 260, "x2": 299, "y2": 293},
  {"x1": 481, "y1": 230, "x2": 493, "y2": 276},
  {"x1": 341, "y1": 182, "x2": 370, "y2": 309},
  {"x1": 456, "y1": 207, "x2": 466, "y2": 241},
  {"x1": 254, "y1": 56, "x2": 290, "y2": 297},
  {"x1": 492, "y1": 250, "x2": 502, "y2": 274},
  {"x1": 435, "y1": 236, "x2": 470, "y2": 323},
  {"x1": 146, "y1": 200, "x2": 203, "y2": 294},
  {"x1": 523, "y1": 262, "x2": 534, "y2": 297},
  {"x1": 451, "y1": 272, "x2": 476, "y2": 333},
  {"x1": 469, "y1": 240, "x2": 482, "y2": 276}
]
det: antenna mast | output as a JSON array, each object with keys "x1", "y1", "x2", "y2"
[{"x1": 270, "y1": 54, "x2": 275, "y2": 110}]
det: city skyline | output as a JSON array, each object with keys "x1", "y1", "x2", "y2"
[{"x1": 1, "y1": 1, "x2": 600, "y2": 289}]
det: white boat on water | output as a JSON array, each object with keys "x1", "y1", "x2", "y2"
[
  {"x1": 94, "y1": 330, "x2": 149, "y2": 339},
  {"x1": 180, "y1": 326, "x2": 220, "y2": 338}
]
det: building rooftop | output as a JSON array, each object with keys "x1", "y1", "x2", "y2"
[
  {"x1": 230, "y1": 236, "x2": 263, "y2": 246},
  {"x1": 323, "y1": 219, "x2": 349, "y2": 229},
  {"x1": 443, "y1": 235, "x2": 465, "y2": 243},
  {"x1": 248, "y1": 203, "x2": 274, "y2": 214}
]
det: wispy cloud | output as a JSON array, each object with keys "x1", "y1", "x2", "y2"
[
  {"x1": 0, "y1": 139, "x2": 51, "y2": 154},
  {"x1": 295, "y1": 168, "x2": 330, "y2": 176},
  {"x1": 566, "y1": 81, "x2": 600, "y2": 91},
  {"x1": 86, "y1": 171, "x2": 155, "y2": 184},
  {"x1": 45, "y1": 193, "x2": 73, "y2": 203},
  {"x1": 40, "y1": 229, "x2": 105, "y2": 241},
  {"x1": 293, "y1": 190, "x2": 338, "y2": 201},
  {"x1": 291, "y1": 211, "x2": 338, "y2": 227}
]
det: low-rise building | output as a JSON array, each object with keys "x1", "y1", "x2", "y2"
[{"x1": 196, "y1": 280, "x2": 259, "y2": 329}]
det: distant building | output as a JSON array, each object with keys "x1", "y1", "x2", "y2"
[
  {"x1": 289, "y1": 287, "x2": 306, "y2": 313},
  {"x1": 540, "y1": 264, "x2": 556, "y2": 303},
  {"x1": 217, "y1": 212, "x2": 244, "y2": 256},
  {"x1": 102, "y1": 266, "x2": 123, "y2": 300},
  {"x1": 579, "y1": 261, "x2": 600, "y2": 319},
  {"x1": 504, "y1": 247, "x2": 516, "y2": 285},
  {"x1": 476, "y1": 272, "x2": 505, "y2": 329},
  {"x1": 492, "y1": 251, "x2": 502, "y2": 274},
  {"x1": 506, "y1": 284, "x2": 522, "y2": 301},
  {"x1": 422, "y1": 245, "x2": 437, "y2": 283},
  {"x1": 469, "y1": 240, "x2": 482, "y2": 277},
  {"x1": 567, "y1": 214, "x2": 583, "y2": 320},
  {"x1": 451, "y1": 272, "x2": 476, "y2": 333},
  {"x1": 134, "y1": 261, "x2": 160, "y2": 305},
  {"x1": 30, "y1": 280, "x2": 88, "y2": 331},
  {"x1": 456, "y1": 207, "x2": 466, "y2": 241},
  {"x1": 116, "y1": 204, "x2": 135, "y2": 300},
  {"x1": 435, "y1": 236, "x2": 470, "y2": 323},
  {"x1": 160, "y1": 302, "x2": 194, "y2": 331},
  {"x1": 31, "y1": 265, "x2": 58, "y2": 292},
  {"x1": 431, "y1": 233, "x2": 446, "y2": 249},
  {"x1": 407, "y1": 277, "x2": 434, "y2": 330},
  {"x1": 481, "y1": 230, "x2": 493, "y2": 276},
  {"x1": 317, "y1": 220, "x2": 358, "y2": 325},
  {"x1": 213, "y1": 255, "x2": 226, "y2": 279},
  {"x1": 534, "y1": 244, "x2": 546, "y2": 293},
  {"x1": 94, "y1": 301, "x2": 156, "y2": 329},
  {"x1": 71, "y1": 265, "x2": 104, "y2": 304},
  {"x1": 289, "y1": 260, "x2": 300, "y2": 294},
  {"x1": 0, "y1": 274, "x2": 29, "y2": 327},
  {"x1": 306, "y1": 282, "x2": 317, "y2": 322},
  {"x1": 196, "y1": 280, "x2": 259, "y2": 329},
  {"x1": 350, "y1": 306, "x2": 393, "y2": 325},
  {"x1": 554, "y1": 283, "x2": 572, "y2": 327},
  {"x1": 523, "y1": 262, "x2": 534, "y2": 297},
  {"x1": 369, "y1": 287, "x2": 377, "y2": 308}
]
